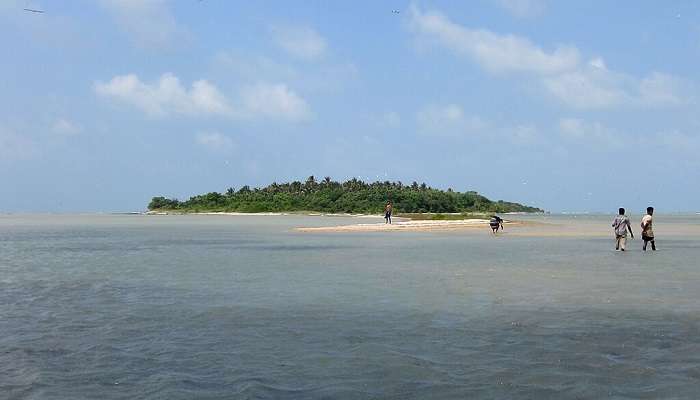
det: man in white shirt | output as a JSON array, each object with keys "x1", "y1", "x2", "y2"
[
  {"x1": 611, "y1": 207, "x2": 634, "y2": 251},
  {"x1": 641, "y1": 206, "x2": 656, "y2": 251}
]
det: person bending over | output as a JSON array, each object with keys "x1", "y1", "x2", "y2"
[{"x1": 489, "y1": 215, "x2": 504, "y2": 233}]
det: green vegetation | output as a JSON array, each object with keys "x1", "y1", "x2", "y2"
[{"x1": 148, "y1": 176, "x2": 543, "y2": 214}]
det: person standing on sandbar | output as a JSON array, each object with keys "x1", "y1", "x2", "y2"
[
  {"x1": 384, "y1": 201, "x2": 393, "y2": 224},
  {"x1": 611, "y1": 207, "x2": 634, "y2": 251},
  {"x1": 641, "y1": 206, "x2": 656, "y2": 251}
]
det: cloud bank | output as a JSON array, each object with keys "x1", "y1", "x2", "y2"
[
  {"x1": 95, "y1": 73, "x2": 311, "y2": 121},
  {"x1": 94, "y1": 73, "x2": 232, "y2": 117},
  {"x1": 410, "y1": 5, "x2": 578, "y2": 75},
  {"x1": 409, "y1": 6, "x2": 688, "y2": 109}
]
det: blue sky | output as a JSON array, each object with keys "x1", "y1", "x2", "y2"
[{"x1": 2, "y1": 0, "x2": 699, "y2": 213}]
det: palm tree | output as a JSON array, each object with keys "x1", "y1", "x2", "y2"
[{"x1": 305, "y1": 175, "x2": 316, "y2": 188}]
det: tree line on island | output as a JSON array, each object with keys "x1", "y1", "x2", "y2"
[{"x1": 148, "y1": 176, "x2": 543, "y2": 214}]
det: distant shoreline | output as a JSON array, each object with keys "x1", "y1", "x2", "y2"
[
  {"x1": 143, "y1": 210, "x2": 542, "y2": 220},
  {"x1": 144, "y1": 210, "x2": 387, "y2": 217}
]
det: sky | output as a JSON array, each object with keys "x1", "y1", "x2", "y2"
[{"x1": 1, "y1": 0, "x2": 700, "y2": 213}]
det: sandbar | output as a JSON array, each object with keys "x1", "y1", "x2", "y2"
[{"x1": 297, "y1": 219, "x2": 528, "y2": 232}]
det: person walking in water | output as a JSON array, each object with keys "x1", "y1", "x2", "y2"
[
  {"x1": 611, "y1": 207, "x2": 634, "y2": 251},
  {"x1": 641, "y1": 206, "x2": 656, "y2": 251},
  {"x1": 489, "y1": 215, "x2": 504, "y2": 233},
  {"x1": 384, "y1": 201, "x2": 393, "y2": 224}
]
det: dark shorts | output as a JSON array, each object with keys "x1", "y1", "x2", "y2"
[
  {"x1": 385, "y1": 213, "x2": 391, "y2": 218},
  {"x1": 642, "y1": 234, "x2": 654, "y2": 241}
]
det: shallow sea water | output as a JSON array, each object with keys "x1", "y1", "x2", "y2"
[{"x1": 1, "y1": 214, "x2": 700, "y2": 399}]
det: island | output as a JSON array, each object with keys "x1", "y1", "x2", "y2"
[{"x1": 148, "y1": 177, "x2": 543, "y2": 216}]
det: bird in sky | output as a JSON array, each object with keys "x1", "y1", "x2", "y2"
[
  {"x1": 23, "y1": 8, "x2": 44, "y2": 13},
  {"x1": 392, "y1": 10, "x2": 400, "y2": 14}
]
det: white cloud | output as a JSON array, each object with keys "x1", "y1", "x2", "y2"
[
  {"x1": 556, "y1": 120, "x2": 700, "y2": 163},
  {"x1": 195, "y1": 131, "x2": 235, "y2": 153},
  {"x1": 543, "y1": 63, "x2": 688, "y2": 109},
  {"x1": 240, "y1": 83, "x2": 312, "y2": 121},
  {"x1": 494, "y1": 0, "x2": 547, "y2": 18},
  {"x1": 94, "y1": 73, "x2": 232, "y2": 117},
  {"x1": 558, "y1": 118, "x2": 622, "y2": 148},
  {"x1": 542, "y1": 65, "x2": 631, "y2": 109},
  {"x1": 52, "y1": 118, "x2": 81, "y2": 136},
  {"x1": 95, "y1": 73, "x2": 312, "y2": 122},
  {"x1": 99, "y1": 0, "x2": 188, "y2": 48},
  {"x1": 270, "y1": 25, "x2": 327, "y2": 60},
  {"x1": 409, "y1": 6, "x2": 579, "y2": 75},
  {"x1": 409, "y1": 6, "x2": 688, "y2": 109},
  {"x1": 417, "y1": 104, "x2": 487, "y2": 137}
]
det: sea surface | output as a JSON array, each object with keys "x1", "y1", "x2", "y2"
[{"x1": 2, "y1": 214, "x2": 700, "y2": 399}]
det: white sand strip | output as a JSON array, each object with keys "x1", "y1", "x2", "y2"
[{"x1": 297, "y1": 219, "x2": 502, "y2": 232}]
